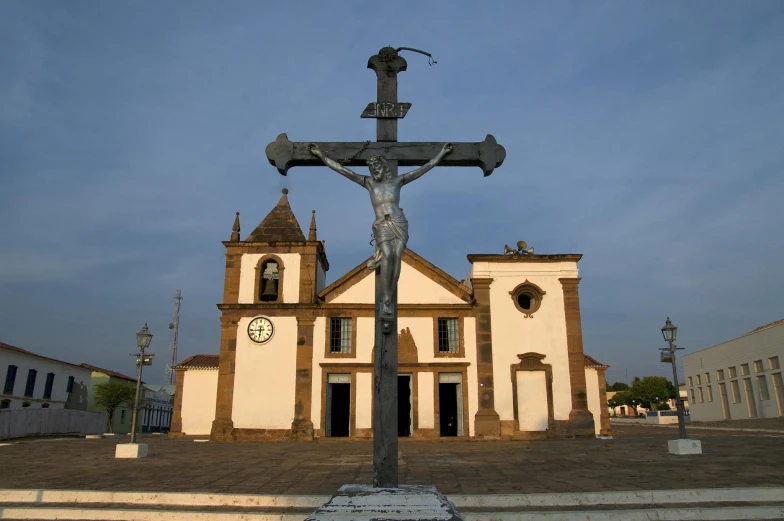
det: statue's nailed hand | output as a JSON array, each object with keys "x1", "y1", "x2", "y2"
[
  {"x1": 442, "y1": 143, "x2": 454, "y2": 155},
  {"x1": 308, "y1": 143, "x2": 321, "y2": 156}
]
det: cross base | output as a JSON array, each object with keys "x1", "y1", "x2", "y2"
[{"x1": 306, "y1": 485, "x2": 463, "y2": 521}]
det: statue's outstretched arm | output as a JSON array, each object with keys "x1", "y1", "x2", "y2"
[
  {"x1": 309, "y1": 144, "x2": 366, "y2": 187},
  {"x1": 399, "y1": 143, "x2": 453, "y2": 186}
]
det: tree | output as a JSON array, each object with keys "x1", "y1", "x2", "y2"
[
  {"x1": 93, "y1": 381, "x2": 137, "y2": 433},
  {"x1": 608, "y1": 382, "x2": 629, "y2": 392},
  {"x1": 629, "y1": 376, "x2": 676, "y2": 411}
]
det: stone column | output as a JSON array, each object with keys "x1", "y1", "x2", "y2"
[
  {"x1": 210, "y1": 317, "x2": 239, "y2": 441},
  {"x1": 291, "y1": 316, "x2": 316, "y2": 439},
  {"x1": 169, "y1": 368, "x2": 185, "y2": 436},
  {"x1": 597, "y1": 367, "x2": 612, "y2": 436},
  {"x1": 471, "y1": 277, "x2": 501, "y2": 436},
  {"x1": 558, "y1": 277, "x2": 595, "y2": 437}
]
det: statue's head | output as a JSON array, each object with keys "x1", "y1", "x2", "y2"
[{"x1": 368, "y1": 155, "x2": 391, "y2": 181}]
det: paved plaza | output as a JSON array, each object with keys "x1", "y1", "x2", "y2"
[{"x1": 2, "y1": 424, "x2": 783, "y2": 496}]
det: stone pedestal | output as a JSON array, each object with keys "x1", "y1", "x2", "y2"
[
  {"x1": 291, "y1": 419, "x2": 315, "y2": 440},
  {"x1": 668, "y1": 439, "x2": 702, "y2": 455},
  {"x1": 306, "y1": 485, "x2": 462, "y2": 521},
  {"x1": 114, "y1": 443, "x2": 148, "y2": 459},
  {"x1": 568, "y1": 409, "x2": 596, "y2": 438},
  {"x1": 474, "y1": 409, "x2": 501, "y2": 437}
]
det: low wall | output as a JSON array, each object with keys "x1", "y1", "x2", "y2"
[{"x1": 0, "y1": 409, "x2": 107, "y2": 440}]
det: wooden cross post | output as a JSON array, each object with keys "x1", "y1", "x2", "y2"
[{"x1": 265, "y1": 47, "x2": 506, "y2": 489}]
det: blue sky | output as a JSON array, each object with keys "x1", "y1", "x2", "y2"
[{"x1": 1, "y1": 1, "x2": 782, "y2": 385}]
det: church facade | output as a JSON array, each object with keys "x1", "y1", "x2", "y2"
[{"x1": 170, "y1": 189, "x2": 611, "y2": 440}]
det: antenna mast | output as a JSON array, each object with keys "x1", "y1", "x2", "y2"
[{"x1": 164, "y1": 289, "x2": 182, "y2": 385}]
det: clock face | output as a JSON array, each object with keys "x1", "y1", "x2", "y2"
[{"x1": 248, "y1": 317, "x2": 274, "y2": 344}]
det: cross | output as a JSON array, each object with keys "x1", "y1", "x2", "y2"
[{"x1": 265, "y1": 46, "x2": 506, "y2": 488}]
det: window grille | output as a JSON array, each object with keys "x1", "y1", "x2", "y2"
[
  {"x1": 330, "y1": 318, "x2": 352, "y2": 353},
  {"x1": 437, "y1": 318, "x2": 460, "y2": 353}
]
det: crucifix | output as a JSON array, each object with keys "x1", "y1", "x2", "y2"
[{"x1": 266, "y1": 46, "x2": 506, "y2": 488}]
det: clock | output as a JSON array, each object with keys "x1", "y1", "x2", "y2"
[{"x1": 248, "y1": 317, "x2": 274, "y2": 344}]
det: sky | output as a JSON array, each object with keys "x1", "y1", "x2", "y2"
[{"x1": 1, "y1": 1, "x2": 782, "y2": 386}]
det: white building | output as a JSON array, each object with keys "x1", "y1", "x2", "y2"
[
  {"x1": 142, "y1": 385, "x2": 174, "y2": 433},
  {"x1": 171, "y1": 190, "x2": 611, "y2": 440},
  {"x1": 682, "y1": 319, "x2": 784, "y2": 421},
  {"x1": 1, "y1": 341, "x2": 92, "y2": 411}
]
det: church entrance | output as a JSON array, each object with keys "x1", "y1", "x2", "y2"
[
  {"x1": 438, "y1": 373, "x2": 464, "y2": 437},
  {"x1": 398, "y1": 374, "x2": 412, "y2": 437},
  {"x1": 326, "y1": 374, "x2": 351, "y2": 437}
]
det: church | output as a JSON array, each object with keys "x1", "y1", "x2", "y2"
[{"x1": 169, "y1": 189, "x2": 611, "y2": 441}]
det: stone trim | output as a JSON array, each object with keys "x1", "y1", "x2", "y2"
[
  {"x1": 232, "y1": 428, "x2": 292, "y2": 441},
  {"x1": 253, "y1": 254, "x2": 285, "y2": 304},
  {"x1": 217, "y1": 304, "x2": 475, "y2": 319},
  {"x1": 509, "y1": 353, "x2": 555, "y2": 436},
  {"x1": 210, "y1": 317, "x2": 239, "y2": 441},
  {"x1": 222, "y1": 251, "x2": 242, "y2": 305},
  {"x1": 319, "y1": 369, "x2": 358, "y2": 438},
  {"x1": 467, "y1": 253, "x2": 583, "y2": 263},
  {"x1": 509, "y1": 280, "x2": 546, "y2": 318},
  {"x1": 169, "y1": 368, "x2": 185, "y2": 434},
  {"x1": 292, "y1": 316, "x2": 316, "y2": 439},
  {"x1": 432, "y1": 317, "x2": 466, "y2": 358},
  {"x1": 323, "y1": 313, "x2": 358, "y2": 359},
  {"x1": 318, "y1": 249, "x2": 472, "y2": 303},
  {"x1": 597, "y1": 367, "x2": 612, "y2": 436},
  {"x1": 223, "y1": 241, "x2": 329, "y2": 272},
  {"x1": 471, "y1": 277, "x2": 500, "y2": 436},
  {"x1": 558, "y1": 277, "x2": 595, "y2": 438}
]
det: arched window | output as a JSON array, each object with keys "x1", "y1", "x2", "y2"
[{"x1": 255, "y1": 256, "x2": 284, "y2": 303}]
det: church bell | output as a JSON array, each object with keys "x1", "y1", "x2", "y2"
[{"x1": 261, "y1": 278, "x2": 278, "y2": 300}]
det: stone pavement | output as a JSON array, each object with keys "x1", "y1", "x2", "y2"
[{"x1": 1, "y1": 425, "x2": 783, "y2": 495}]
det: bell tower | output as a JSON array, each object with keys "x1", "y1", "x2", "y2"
[{"x1": 211, "y1": 189, "x2": 328, "y2": 441}]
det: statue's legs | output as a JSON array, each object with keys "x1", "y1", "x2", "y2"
[{"x1": 379, "y1": 241, "x2": 395, "y2": 315}]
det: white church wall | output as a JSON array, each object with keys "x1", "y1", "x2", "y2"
[
  {"x1": 585, "y1": 368, "x2": 602, "y2": 435},
  {"x1": 238, "y1": 253, "x2": 301, "y2": 304},
  {"x1": 465, "y1": 317, "x2": 478, "y2": 436},
  {"x1": 356, "y1": 372, "x2": 372, "y2": 429},
  {"x1": 356, "y1": 317, "x2": 374, "y2": 363},
  {"x1": 331, "y1": 263, "x2": 465, "y2": 305},
  {"x1": 232, "y1": 316, "x2": 297, "y2": 429},
  {"x1": 180, "y1": 370, "x2": 217, "y2": 435},
  {"x1": 471, "y1": 261, "x2": 578, "y2": 423},
  {"x1": 516, "y1": 371, "x2": 548, "y2": 431},
  {"x1": 418, "y1": 372, "x2": 435, "y2": 429},
  {"x1": 311, "y1": 317, "x2": 326, "y2": 430}
]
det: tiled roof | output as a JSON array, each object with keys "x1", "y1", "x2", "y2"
[
  {"x1": 175, "y1": 354, "x2": 219, "y2": 369},
  {"x1": 743, "y1": 318, "x2": 784, "y2": 337},
  {"x1": 79, "y1": 363, "x2": 138, "y2": 383},
  {"x1": 0, "y1": 341, "x2": 84, "y2": 369},
  {"x1": 584, "y1": 354, "x2": 608, "y2": 368},
  {"x1": 245, "y1": 189, "x2": 306, "y2": 243}
]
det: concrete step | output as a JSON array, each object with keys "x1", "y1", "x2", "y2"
[{"x1": 1, "y1": 487, "x2": 782, "y2": 521}]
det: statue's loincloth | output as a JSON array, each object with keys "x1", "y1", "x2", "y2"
[{"x1": 367, "y1": 213, "x2": 409, "y2": 271}]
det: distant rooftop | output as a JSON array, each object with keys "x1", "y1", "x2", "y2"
[
  {"x1": 0, "y1": 341, "x2": 84, "y2": 370},
  {"x1": 79, "y1": 363, "x2": 138, "y2": 383},
  {"x1": 743, "y1": 318, "x2": 784, "y2": 337},
  {"x1": 175, "y1": 354, "x2": 219, "y2": 369}
]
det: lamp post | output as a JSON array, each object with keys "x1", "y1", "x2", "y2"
[
  {"x1": 660, "y1": 317, "x2": 687, "y2": 439},
  {"x1": 129, "y1": 323, "x2": 153, "y2": 444}
]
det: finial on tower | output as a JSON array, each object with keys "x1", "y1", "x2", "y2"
[
  {"x1": 308, "y1": 210, "x2": 318, "y2": 241},
  {"x1": 230, "y1": 212, "x2": 240, "y2": 242}
]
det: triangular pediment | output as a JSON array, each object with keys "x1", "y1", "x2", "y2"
[{"x1": 319, "y1": 249, "x2": 471, "y2": 305}]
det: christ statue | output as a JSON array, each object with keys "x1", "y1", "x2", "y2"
[{"x1": 309, "y1": 143, "x2": 453, "y2": 315}]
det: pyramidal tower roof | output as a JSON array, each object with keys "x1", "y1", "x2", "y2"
[{"x1": 246, "y1": 188, "x2": 306, "y2": 242}]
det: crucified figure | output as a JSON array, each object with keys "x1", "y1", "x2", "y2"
[{"x1": 309, "y1": 143, "x2": 453, "y2": 315}]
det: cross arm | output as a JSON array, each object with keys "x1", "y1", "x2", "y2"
[{"x1": 266, "y1": 133, "x2": 506, "y2": 177}]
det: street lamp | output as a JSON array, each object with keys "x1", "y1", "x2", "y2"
[
  {"x1": 129, "y1": 323, "x2": 154, "y2": 444},
  {"x1": 660, "y1": 317, "x2": 687, "y2": 439}
]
